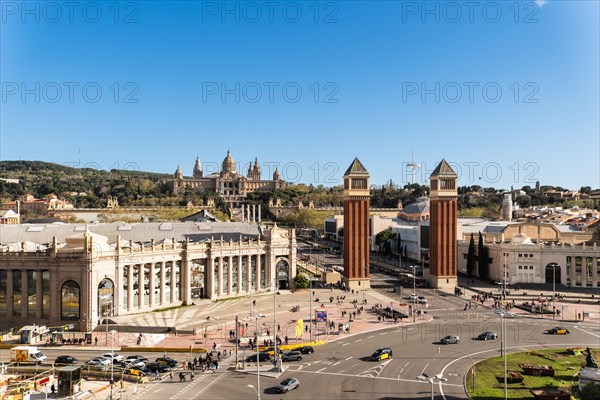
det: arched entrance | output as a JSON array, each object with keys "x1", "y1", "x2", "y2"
[
  {"x1": 97, "y1": 278, "x2": 114, "y2": 318},
  {"x1": 276, "y1": 259, "x2": 290, "y2": 290},
  {"x1": 545, "y1": 263, "x2": 561, "y2": 285}
]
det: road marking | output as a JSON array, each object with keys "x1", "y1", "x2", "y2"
[
  {"x1": 367, "y1": 335, "x2": 374, "y2": 339},
  {"x1": 316, "y1": 367, "x2": 327, "y2": 372},
  {"x1": 338, "y1": 369, "x2": 345, "y2": 373},
  {"x1": 344, "y1": 357, "x2": 353, "y2": 361},
  {"x1": 355, "y1": 339, "x2": 362, "y2": 342},
  {"x1": 379, "y1": 332, "x2": 387, "y2": 336},
  {"x1": 341, "y1": 343, "x2": 349, "y2": 346},
  {"x1": 576, "y1": 325, "x2": 600, "y2": 338},
  {"x1": 333, "y1": 361, "x2": 341, "y2": 366},
  {"x1": 294, "y1": 369, "x2": 463, "y2": 387},
  {"x1": 399, "y1": 361, "x2": 410, "y2": 375},
  {"x1": 351, "y1": 363, "x2": 361, "y2": 368},
  {"x1": 421, "y1": 363, "x2": 429, "y2": 376}
]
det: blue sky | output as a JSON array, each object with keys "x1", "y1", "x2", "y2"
[{"x1": 1, "y1": 0, "x2": 598, "y2": 190}]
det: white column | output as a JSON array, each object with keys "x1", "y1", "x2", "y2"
[
  {"x1": 138, "y1": 265, "x2": 144, "y2": 309},
  {"x1": 592, "y1": 258, "x2": 598, "y2": 288},
  {"x1": 182, "y1": 259, "x2": 191, "y2": 305},
  {"x1": 127, "y1": 266, "x2": 134, "y2": 310},
  {"x1": 256, "y1": 254, "x2": 261, "y2": 290},
  {"x1": 159, "y1": 262, "x2": 166, "y2": 305},
  {"x1": 258, "y1": 205, "x2": 261, "y2": 223},
  {"x1": 217, "y1": 257, "x2": 223, "y2": 296},
  {"x1": 228, "y1": 256, "x2": 233, "y2": 294},
  {"x1": 241, "y1": 206, "x2": 245, "y2": 222},
  {"x1": 252, "y1": 205, "x2": 256, "y2": 223},
  {"x1": 246, "y1": 255, "x2": 252, "y2": 293},
  {"x1": 237, "y1": 256, "x2": 243, "y2": 294},
  {"x1": 149, "y1": 263, "x2": 155, "y2": 307},
  {"x1": 170, "y1": 263, "x2": 176, "y2": 303}
]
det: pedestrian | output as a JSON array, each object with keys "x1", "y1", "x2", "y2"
[
  {"x1": 169, "y1": 371, "x2": 173, "y2": 382},
  {"x1": 94, "y1": 336, "x2": 98, "y2": 346},
  {"x1": 217, "y1": 351, "x2": 221, "y2": 361},
  {"x1": 213, "y1": 342, "x2": 217, "y2": 350},
  {"x1": 277, "y1": 324, "x2": 281, "y2": 332},
  {"x1": 155, "y1": 371, "x2": 160, "y2": 381},
  {"x1": 50, "y1": 384, "x2": 56, "y2": 396},
  {"x1": 253, "y1": 300, "x2": 256, "y2": 306}
]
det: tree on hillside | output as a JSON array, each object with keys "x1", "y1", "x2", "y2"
[{"x1": 466, "y1": 233, "x2": 476, "y2": 277}]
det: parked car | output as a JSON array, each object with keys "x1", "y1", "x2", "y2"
[
  {"x1": 245, "y1": 352, "x2": 271, "y2": 362},
  {"x1": 371, "y1": 348, "x2": 393, "y2": 361},
  {"x1": 282, "y1": 351, "x2": 303, "y2": 362},
  {"x1": 121, "y1": 359, "x2": 146, "y2": 368},
  {"x1": 546, "y1": 327, "x2": 570, "y2": 335},
  {"x1": 145, "y1": 362, "x2": 171, "y2": 373},
  {"x1": 101, "y1": 353, "x2": 124, "y2": 363},
  {"x1": 293, "y1": 346, "x2": 314, "y2": 354},
  {"x1": 276, "y1": 377, "x2": 300, "y2": 393},
  {"x1": 477, "y1": 332, "x2": 498, "y2": 341},
  {"x1": 86, "y1": 357, "x2": 110, "y2": 367},
  {"x1": 126, "y1": 365, "x2": 149, "y2": 376},
  {"x1": 440, "y1": 335, "x2": 460, "y2": 344},
  {"x1": 125, "y1": 355, "x2": 149, "y2": 363},
  {"x1": 263, "y1": 347, "x2": 283, "y2": 356},
  {"x1": 55, "y1": 355, "x2": 79, "y2": 365},
  {"x1": 155, "y1": 357, "x2": 178, "y2": 367}
]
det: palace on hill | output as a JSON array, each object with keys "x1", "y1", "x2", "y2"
[{"x1": 173, "y1": 150, "x2": 287, "y2": 207}]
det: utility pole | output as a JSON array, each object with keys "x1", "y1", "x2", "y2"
[{"x1": 235, "y1": 316, "x2": 239, "y2": 370}]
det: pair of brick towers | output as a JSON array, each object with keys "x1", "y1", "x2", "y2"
[{"x1": 342, "y1": 158, "x2": 458, "y2": 291}]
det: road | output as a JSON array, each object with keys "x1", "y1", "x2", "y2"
[{"x1": 66, "y1": 315, "x2": 595, "y2": 400}]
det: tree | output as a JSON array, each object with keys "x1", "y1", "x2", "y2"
[
  {"x1": 477, "y1": 232, "x2": 490, "y2": 280},
  {"x1": 466, "y1": 233, "x2": 476, "y2": 277},
  {"x1": 294, "y1": 274, "x2": 309, "y2": 289},
  {"x1": 575, "y1": 382, "x2": 600, "y2": 400}
]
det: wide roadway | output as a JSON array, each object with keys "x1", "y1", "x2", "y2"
[{"x1": 131, "y1": 315, "x2": 599, "y2": 400}]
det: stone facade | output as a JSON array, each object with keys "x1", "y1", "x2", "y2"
[
  {"x1": 0, "y1": 222, "x2": 296, "y2": 332},
  {"x1": 172, "y1": 150, "x2": 286, "y2": 208}
]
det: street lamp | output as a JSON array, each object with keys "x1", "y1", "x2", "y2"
[
  {"x1": 247, "y1": 384, "x2": 260, "y2": 400},
  {"x1": 416, "y1": 373, "x2": 447, "y2": 400},
  {"x1": 410, "y1": 265, "x2": 417, "y2": 322},
  {"x1": 498, "y1": 311, "x2": 508, "y2": 400}
]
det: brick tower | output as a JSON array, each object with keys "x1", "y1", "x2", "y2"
[
  {"x1": 427, "y1": 159, "x2": 458, "y2": 290},
  {"x1": 342, "y1": 158, "x2": 370, "y2": 291}
]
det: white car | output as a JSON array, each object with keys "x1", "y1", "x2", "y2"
[
  {"x1": 86, "y1": 357, "x2": 111, "y2": 367},
  {"x1": 418, "y1": 296, "x2": 428, "y2": 304},
  {"x1": 101, "y1": 353, "x2": 124, "y2": 363},
  {"x1": 409, "y1": 294, "x2": 419, "y2": 303}
]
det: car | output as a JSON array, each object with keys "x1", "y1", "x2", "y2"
[
  {"x1": 293, "y1": 346, "x2": 314, "y2": 354},
  {"x1": 371, "y1": 347, "x2": 393, "y2": 361},
  {"x1": 263, "y1": 347, "x2": 283, "y2": 356},
  {"x1": 546, "y1": 327, "x2": 570, "y2": 335},
  {"x1": 495, "y1": 309, "x2": 517, "y2": 318},
  {"x1": 101, "y1": 353, "x2": 124, "y2": 363},
  {"x1": 125, "y1": 366, "x2": 148, "y2": 376},
  {"x1": 477, "y1": 332, "x2": 498, "y2": 341},
  {"x1": 125, "y1": 355, "x2": 149, "y2": 363},
  {"x1": 120, "y1": 359, "x2": 146, "y2": 368},
  {"x1": 418, "y1": 296, "x2": 428, "y2": 304},
  {"x1": 409, "y1": 293, "x2": 419, "y2": 303},
  {"x1": 145, "y1": 362, "x2": 171, "y2": 373},
  {"x1": 276, "y1": 377, "x2": 300, "y2": 393},
  {"x1": 86, "y1": 357, "x2": 111, "y2": 367},
  {"x1": 54, "y1": 355, "x2": 79, "y2": 365},
  {"x1": 245, "y1": 352, "x2": 271, "y2": 362},
  {"x1": 440, "y1": 335, "x2": 460, "y2": 344},
  {"x1": 282, "y1": 351, "x2": 303, "y2": 362},
  {"x1": 155, "y1": 357, "x2": 178, "y2": 367}
]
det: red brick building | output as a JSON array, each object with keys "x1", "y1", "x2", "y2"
[
  {"x1": 342, "y1": 158, "x2": 371, "y2": 291},
  {"x1": 427, "y1": 159, "x2": 458, "y2": 290}
]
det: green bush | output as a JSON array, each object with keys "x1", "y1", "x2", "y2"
[{"x1": 294, "y1": 274, "x2": 309, "y2": 289}]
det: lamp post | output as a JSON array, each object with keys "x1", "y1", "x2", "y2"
[
  {"x1": 247, "y1": 384, "x2": 260, "y2": 400},
  {"x1": 410, "y1": 265, "x2": 417, "y2": 322},
  {"x1": 273, "y1": 278, "x2": 281, "y2": 372},
  {"x1": 309, "y1": 278, "x2": 313, "y2": 343},
  {"x1": 362, "y1": 259, "x2": 366, "y2": 305},
  {"x1": 417, "y1": 373, "x2": 447, "y2": 400}
]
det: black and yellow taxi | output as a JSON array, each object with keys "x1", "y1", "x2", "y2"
[
  {"x1": 546, "y1": 327, "x2": 570, "y2": 335},
  {"x1": 371, "y1": 347, "x2": 393, "y2": 361}
]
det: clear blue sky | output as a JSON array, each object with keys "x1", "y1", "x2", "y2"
[{"x1": 1, "y1": 0, "x2": 598, "y2": 190}]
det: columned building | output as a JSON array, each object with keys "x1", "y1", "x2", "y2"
[
  {"x1": 0, "y1": 222, "x2": 296, "y2": 332},
  {"x1": 342, "y1": 158, "x2": 371, "y2": 291},
  {"x1": 427, "y1": 159, "x2": 458, "y2": 290}
]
